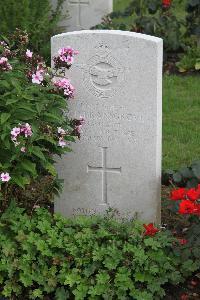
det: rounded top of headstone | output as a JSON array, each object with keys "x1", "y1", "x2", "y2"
[{"x1": 51, "y1": 30, "x2": 163, "y2": 45}]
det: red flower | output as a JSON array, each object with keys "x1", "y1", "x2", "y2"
[
  {"x1": 193, "y1": 203, "x2": 200, "y2": 216},
  {"x1": 186, "y1": 188, "x2": 199, "y2": 201},
  {"x1": 143, "y1": 223, "x2": 159, "y2": 237},
  {"x1": 170, "y1": 188, "x2": 186, "y2": 201},
  {"x1": 196, "y1": 184, "x2": 200, "y2": 197},
  {"x1": 179, "y1": 200, "x2": 196, "y2": 214},
  {"x1": 162, "y1": 0, "x2": 171, "y2": 8},
  {"x1": 180, "y1": 294, "x2": 189, "y2": 300},
  {"x1": 178, "y1": 239, "x2": 188, "y2": 245}
]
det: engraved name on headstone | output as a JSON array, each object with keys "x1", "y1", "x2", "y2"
[{"x1": 51, "y1": 30, "x2": 163, "y2": 222}]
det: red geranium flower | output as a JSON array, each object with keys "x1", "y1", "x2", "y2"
[
  {"x1": 196, "y1": 184, "x2": 200, "y2": 197},
  {"x1": 193, "y1": 203, "x2": 200, "y2": 216},
  {"x1": 180, "y1": 294, "x2": 189, "y2": 300},
  {"x1": 186, "y1": 188, "x2": 199, "y2": 201},
  {"x1": 162, "y1": 0, "x2": 171, "y2": 8},
  {"x1": 143, "y1": 223, "x2": 159, "y2": 237},
  {"x1": 170, "y1": 188, "x2": 186, "y2": 201},
  {"x1": 178, "y1": 200, "x2": 196, "y2": 214},
  {"x1": 178, "y1": 239, "x2": 188, "y2": 245}
]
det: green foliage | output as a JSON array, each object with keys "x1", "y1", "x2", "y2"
[
  {"x1": 172, "y1": 218, "x2": 200, "y2": 277},
  {"x1": 185, "y1": 0, "x2": 200, "y2": 39},
  {"x1": 0, "y1": 0, "x2": 64, "y2": 60},
  {"x1": 0, "y1": 31, "x2": 78, "y2": 212},
  {"x1": 0, "y1": 204, "x2": 198, "y2": 299},
  {"x1": 176, "y1": 44, "x2": 200, "y2": 72},
  {"x1": 162, "y1": 160, "x2": 200, "y2": 188},
  {"x1": 93, "y1": 0, "x2": 184, "y2": 57}
]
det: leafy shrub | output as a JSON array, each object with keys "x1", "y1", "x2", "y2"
[
  {"x1": 162, "y1": 160, "x2": 200, "y2": 188},
  {"x1": 0, "y1": 204, "x2": 199, "y2": 300},
  {"x1": 93, "y1": 0, "x2": 183, "y2": 58},
  {"x1": 0, "y1": 30, "x2": 83, "y2": 212},
  {"x1": 0, "y1": 0, "x2": 65, "y2": 60},
  {"x1": 185, "y1": 0, "x2": 200, "y2": 40},
  {"x1": 176, "y1": 44, "x2": 200, "y2": 72},
  {"x1": 167, "y1": 186, "x2": 200, "y2": 266}
]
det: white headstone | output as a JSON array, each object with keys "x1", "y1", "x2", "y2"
[
  {"x1": 52, "y1": 0, "x2": 113, "y2": 32},
  {"x1": 51, "y1": 30, "x2": 163, "y2": 222}
]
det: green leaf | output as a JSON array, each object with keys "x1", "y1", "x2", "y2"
[
  {"x1": 179, "y1": 167, "x2": 193, "y2": 178},
  {"x1": 43, "y1": 112, "x2": 62, "y2": 123},
  {"x1": 195, "y1": 61, "x2": 200, "y2": 71},
  {"x1": 192, "y1": 163, "x2": 200, "y2": 178},
  {"x1": 36, "y1": 103, "x2": 44, "y2": 114},
  {"x1": 42, "y1": 161, "x2": 57, "y2": 176},
  {"x1": 55, "y1": 287, "x2": 70, "y2": 300},
  {"x1": 0, "y1": 80, "x2": 10, "y2": 89},
  {"x1": 20, "y1": 160, "x2": 36, "y2": 176},
  {"x1": 10, "y1": 78, "x2": 21, "y2": 92},
  {"x1": 29, "y1": 146, "x2": 46, "y2": 161},
  {"x1": 31, "y1": 289, "x2": 43, "y2": 299},
  {"x1": 6, "y1": 98, "x2": 19, "y2": 105},
  {"x1": 12, "y1": 175, "x2": 30, "y2": 188},
  {"x1": 1, "y1": 113, "x2": 11, "y2": 124},
  {"x1": 14, "y1": 109, "x2": 37, "y2": 121},
  {"x1": 173, "y1": 172, "x2": 182, "y2": 183}
]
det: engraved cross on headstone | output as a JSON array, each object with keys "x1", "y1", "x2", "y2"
[
  {"x1": 69, "y1": 0, "x2": 90, "y2": 28},
  {"x1": 87, "y1": 147, "x2": 121, "y2": 205}
]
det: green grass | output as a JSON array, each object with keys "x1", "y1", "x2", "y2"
[
  {"x1": 113, "y1": 0, "x2": 200, "y2": 170},
  {"x1": 163, "y1": 75, "x2": 200, "y2": 170}
]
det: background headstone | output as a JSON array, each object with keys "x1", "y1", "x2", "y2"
[
  {"x1": 51, "y1": 30, "x2": 163, "y2": 222},
  {"x1": 51, "y1": 0, "x2": 113, "y2": 32}
]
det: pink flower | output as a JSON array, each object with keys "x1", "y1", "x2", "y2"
[
  {"x1": 20, "y1": 123, "x2": 32, "y2": 137},
  {"x1": 36, "y1": 63, "x2": 45, "y2": 74},
  {"x1": 0, "y1": 41, "x2": 7, "y2": 47},
  {"x1": 66, "y1": 56, "x2": 74, "y2": 64},
  {"x1": 26, "y1": 49, "x2": 33, "y2": 58},
  {"x1": 75, "y1": 125, "x2": 82, "y2": 134},
  {"x1": 79, "y1": 116, "x2": 85, "y2": 125},
  {"x1": 11, "y1": 127, "x2": 21, "y2": 140},
  {"x1": 20, "y1": 147, "x2": 26, "y2": 153},
  {"x1": 58, "y1": 46, "x2": 78, "y2": 57},
  {"x1": 32, "y1": 71, "x2": 43, "y2": 84},
  {"x1": 11, "y1": 124, "x2": 32, "y2": 144},
  {"x1": 0, "y1": 172, "x2": 11, "y2": 182},
  {"x1": 0, "y1": 56, "x2": 12, "y2": 71},
  {"x1": 53, "y1": 78, "x2": 75, "y2": 99},
  {"x1": 0, "y1": 57, "x2": 8, "y2": 64},
  {"x1": 58, "y1": 138, "x2": 67, "y2": 148},
  {"x1": 57, "y1": 127, "x2": 66, "y2": 135},
  {"x1": 54, "y1": 46, "x2": 78, "y2": 69}
]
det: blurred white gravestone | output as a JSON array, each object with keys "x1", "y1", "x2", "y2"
[
  {"x1": 51, "y1": 30, "x2": 163, "y2": 222},
  {"x1": 52, "y1": 0, "x2": 113, "y2": 32}
]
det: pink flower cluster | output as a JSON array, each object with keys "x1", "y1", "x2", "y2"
[
  {"x1": 26, "y1": 49, "x2": 33, "y2": 59},
  {"x1": 75, "y1": 116, "x2": 85, "y2": 135},
  {"x1": 32, "y1": 64, "x2": 45, "y2": 85},
  {"x1": 0, "y1": 172, "x2": 11, "y2": 182},
  {"x1": 0, "y1": 57, "x2": 12, "y2": 71},
  {"x1": 11, "y1": 123, "x2": 33, "y2": 146},
  {"x1": 57, "y1": 127, "x2": 68, "y2": 148},
  {"x1": 70, "y1": 116, "x2": 86, "y2": 139},
  {"x1": 0, "y1": 41, "x2": 11, "y2": 58},
  {"x1": 53, "y1": 78, "x2": 75, "y2": 99},
  {"x1": 53, "y1": 46, "x2": 78, "y2": 69}
]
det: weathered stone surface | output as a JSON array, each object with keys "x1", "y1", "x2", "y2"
[
  {"x1": 51, "y1": 30, "x2": 163, "y2": 222},
  {"x1": 51, "y1": 0, "x2": 113, "y2": 32}
]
